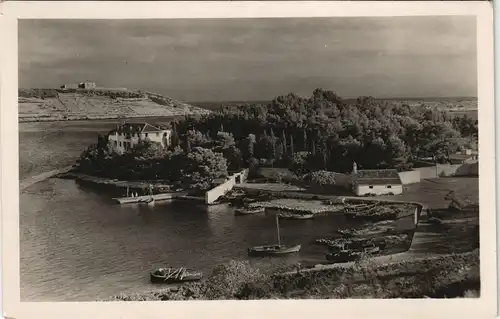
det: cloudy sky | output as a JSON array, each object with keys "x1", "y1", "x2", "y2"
[{"x1": 19, "y1": 17, "x2": 477, "y2": 101}]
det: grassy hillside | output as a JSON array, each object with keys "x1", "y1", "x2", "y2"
[{"x1": 18, "y1": 88, "x2": 210, "y2": 122}]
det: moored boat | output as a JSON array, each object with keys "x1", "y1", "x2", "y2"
[
  {"x1": 363, "y1": 245, "x2": 381, "y2": 255},
  {"x1": 248, "y1": 215, "x2": 301, "y2": 256},
  {"x1": 278, "y1": 212, "x2": 314, "y2": 220},
  {"x1": 150, "y1": 267, "x2": 203, "y2": 284},
  {"x1": 234, "y1": 207, "x2": 266, "y2": 215},
  {"x1": 326, "y1": 237, "x2": 387, "y2": 252},
  {"x1": 325, "y1": 250, "x2": 362, "y2": 263},
  {"x1": 146, "y1": 197, "x2": 155, "y2": 206},
  {"x1": 337, "y1": 228, "x2": 356, "y2": 236},
  {"x1": 248, "y1": 244, "x2": 302, "y2": 256}
]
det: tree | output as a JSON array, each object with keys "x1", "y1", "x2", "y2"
[
  {"x1": 245, "y1": 133, "x2": 256, "y2": 161},
  {"x1": 281, "y1": 131, "x2": 288, "y2": 157},
  {"x1": 224, "y1": 146, "x2": 244, "y2": 171},
  {"x1": 303, "y1": 129, "x2": 308, "y2": 151},
  {"x1": 171, "y1": 122, "x2": 180, "y2": 148},
  {"x1": 182, "y1": 147, "x2": 228, "y2": 191},
  {"x1": 186, "y1": 129, "x2": 212, "y2": 149},
  {"x1": 310, "y1": 170, "x2": 337, "y2": 187},
  {"x1": 215, "y1": 131, "x2": 236, "y2": 152},
  {"x1": 291, "y1": 151, "x2": 310, "y2": 175}
]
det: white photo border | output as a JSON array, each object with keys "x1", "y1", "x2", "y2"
[{"x1": 0, "y1": 1, "x2": 496, "y2": 319}]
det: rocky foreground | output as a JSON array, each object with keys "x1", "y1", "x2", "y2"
[{"x1": 104, "y1": 250, "x2": 479, "y2": 301}]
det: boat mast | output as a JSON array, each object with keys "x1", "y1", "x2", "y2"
[
  {"x1": 126, "y1": 186, "x2": 130, "y2": 197},
  {"x1": 276, "y1": 214, "x2": 281, "y2": 246}
]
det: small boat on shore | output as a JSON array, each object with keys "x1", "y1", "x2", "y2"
[
  {"x1": 336, "y1": 228, "x2": 356, "y2": 236},
  {"x1": 150, "y1": 267, "x2": 203, "y2": 284},
  {"x1": 142, "y1": 197, "x2": 155, "y2": 206},
  {"x1": 363, "y1": 245, "x2": 381, "y2": 255},
  {"x1": 325, "y1": 250, "x2": 362, "y2": 263},
  {"x1": 278, "y1": 212, "x2": 314, "y2": 220},
  {"x1": 234, "y1": 207, "x2": 266, "y2": 215},
  {"x1": 248, "y1": 215, "x2": 301, "y2": 256}
]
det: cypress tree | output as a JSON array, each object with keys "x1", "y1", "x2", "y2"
[
  {"x1": 323, "y1": 141, "x2": 328, "y2": 169},
  {"x1": 303, "y1": 129, "x2": 308, "y2": 151},
  {"x1": 186, "y1": 136, "x2": 192, "y2": 153},
  {"x1": 282, "y1": 131, "x2": 288, "y2": 160},
  {"x1": 290, "y1": 134, "x2": 295, "y2": 155}
]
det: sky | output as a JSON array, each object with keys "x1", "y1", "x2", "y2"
[{"x1": 19, "y1": 17, "x2": 477, "y2": 102}]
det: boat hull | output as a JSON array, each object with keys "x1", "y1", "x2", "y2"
[
  {"x1": 325, "y1": 253, "x2": 361, "y2": 263},
  {"x1": 150, "y1": 273, "x2": 203, "y2": 284},
  {"x1": 248, "y1": 244, "x2": 301, "y2": 256},
  {"x1": 278, "y1": 213, "x2": 314, "y2": 220},
  {"x1": 234, "y1": 207, "x2": 265, "y2": 215},
  {"x1": 113, "y1": 192, "x2": 182, "y2": 205}
]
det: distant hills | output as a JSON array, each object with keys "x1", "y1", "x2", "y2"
[
  {"x1": 18, "y1": 88, "x2": 477, "y2": 123},
  {"x1": 190, "y1": 96, "x2": 478, "y2": 112},
  {"x1": 18, "y1": 88, "x2": 210, "y2": 123}
]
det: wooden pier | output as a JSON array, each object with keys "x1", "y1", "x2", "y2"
[{"x1": 113, "y1": 192, "x2": 187, "y2": 204}]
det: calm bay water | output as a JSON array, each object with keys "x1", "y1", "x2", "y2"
[{"x1": 19, "y1": 120, "x2": 352, "y2": 301}]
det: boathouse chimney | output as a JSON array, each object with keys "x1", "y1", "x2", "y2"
[{"x1": 352, "y1": 162, "x2": 358, "y2": 175}]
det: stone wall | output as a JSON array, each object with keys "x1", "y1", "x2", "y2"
[
  {"x1": 413, "y1": 164, "x2": 464, "y2": 179},
  {"x1": 205, "y1": 169, "x2": 249, "y2": 204},
  {"x1": 455, "y1": 162, "x2": 479, "y2": 176},
  {"x1": 398, "y1": 170, "x2": 421, "y2": 185}
]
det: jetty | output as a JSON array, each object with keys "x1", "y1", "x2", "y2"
[{"x1": 113, "y1": 192, "x2": 188, "y2": 204}]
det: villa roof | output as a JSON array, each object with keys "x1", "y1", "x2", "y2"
[
  {"x1": 109, "y1": 122, "x2": 167, "y2": 134},
  {"x1": 354, "y1": 169, "x2": 402, "y2": 185}
]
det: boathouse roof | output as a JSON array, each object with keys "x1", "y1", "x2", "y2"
[{"x1": 354, "y1": 169, "x2": 402, "y2": 185}]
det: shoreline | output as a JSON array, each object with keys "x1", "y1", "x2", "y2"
[
  {"x1": 60, "y1": 171, "x2": 174, "y2": 190},
  {"x1": 104, "y1": 249, "x2": 479, "y2": 301},
  {"x1": 18, "y1": 111, "x2": 209, "y2": 123}
]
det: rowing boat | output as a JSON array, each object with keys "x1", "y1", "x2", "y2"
[{"x1": 150, "y1": 267, "x2": 203, "y2": 284}]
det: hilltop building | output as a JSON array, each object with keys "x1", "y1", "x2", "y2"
[
  {"x1": 79, "y1": 81, "x2": 97, "y2": 89},
  {"x1": 107, "y1": 122, "x2": 172, "y2": 154},
  {"x1": 60, "y1": 81, "x2": 97, "y2": 90},
  {"x1": 351, "y1": 162, "x2": 403, "y2": 196},
  {"x1": 61, "y1": 83, "x2": 79, "y2": 89}
]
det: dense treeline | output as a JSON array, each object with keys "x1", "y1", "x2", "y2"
[
  {"x1": 78, "y1": 89, "x2": 478, "y2": 188},
  {"x1": 175, "y1": 89, "x2": 477, "y2": 172}
]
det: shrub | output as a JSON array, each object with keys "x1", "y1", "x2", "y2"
[{"x1": 203, "y1": 260, "x2": 268, "y2": 300}]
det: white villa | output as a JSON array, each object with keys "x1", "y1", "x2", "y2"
[
  {"x1": 351, "y1": 162, "x2": 403, "y2": 196},
  {"x1": 107, "y1": 122, "x2": 172, "y2": 154}
]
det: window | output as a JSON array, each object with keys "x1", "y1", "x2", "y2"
[
  {"x1": 156, "y1": 132, "x2": 160, "y2": 137},
  {"x1": 119, "y1": 141, "x2": 122, "y2": 147},
  {"x1": 369, "y1": 186, "x2": 374, "y2": 189},
  {"x1": 114, "y1": 141, "x2": 117, "y2": 147},
  {"x1": 145, "y1": 133, "x2": 149, "y2": 138},
  {"x1": 386, "y1": 185, "x2": 392, "y2": 189},
  {"x1": 163, "y1": 132, "x2": 167, "y2": 137}
]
